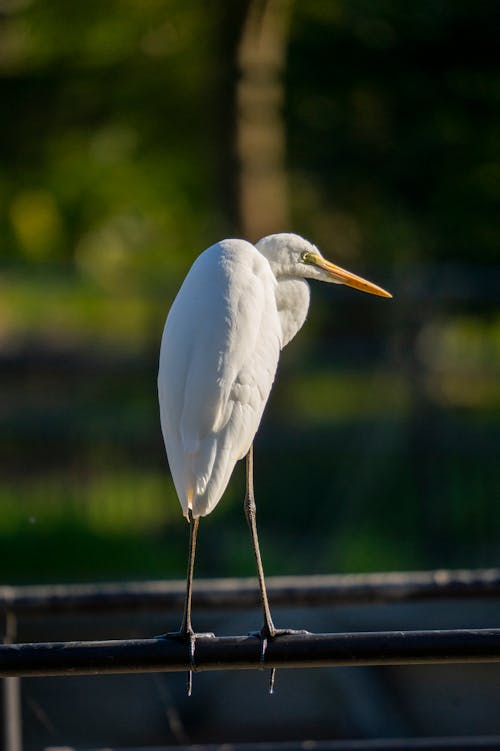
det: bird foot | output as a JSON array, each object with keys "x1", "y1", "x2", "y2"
[
  {"x1": 248, "y1": 625, "x2": 310, "y2": 695},
  {"x1": 160, "y1": 628, "x2": 215, "y2": 696},
  {"x1": 248, "y1": 626, "x2": 310, "y2": 660}
]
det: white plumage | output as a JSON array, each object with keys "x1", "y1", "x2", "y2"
[{"x1": 159, "y1": 238, "x2": 281, "y2": 518}]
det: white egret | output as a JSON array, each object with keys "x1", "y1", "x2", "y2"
[{"x1": 158, "y1": 233, "x2": 391, "y2": 691}]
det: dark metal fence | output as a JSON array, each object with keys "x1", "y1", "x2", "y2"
[
  {"x1": 41, "y1": 741, "x2": 500, "y2": 751},
  {"x1": 3, "y1": 569, "x2": 500, "y2": 750},
  {"x1": 3, "y1": 627, "x2": 500, "y2": 678},
  {"x1": 2, "y1": 568, "x2": 500, "y2": 616}
]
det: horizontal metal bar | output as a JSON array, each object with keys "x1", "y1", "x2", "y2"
[
  {"x1": 2, "y1": 569, "x2": 500, "y2": 617},
  {"x1": 43, "y1": 739, "x2": 500, "y2": 751},
  {"x1": 2, "y1": 628, "x2": 500, "y2": 678}
]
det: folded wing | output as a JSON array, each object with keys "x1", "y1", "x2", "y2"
[{"x1": 158, "y1": 239, "x2": 281, "y2": 518}]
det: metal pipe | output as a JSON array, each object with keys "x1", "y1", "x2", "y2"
[
  {"x1": 2, "y1": 611, "x2": 22, "y2": 751},
  {"x1": 2, "y1": 628, "x2": 500, "y2": 678},
  {"x1": 2, "y1": 569, "x2": 500, "y2": 617},
  {"x1": 42, "y1": 739, "x2": 500, "y2": 751}
]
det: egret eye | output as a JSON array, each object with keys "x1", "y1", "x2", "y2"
[{"x1": 301, "y1": 251, "x2": 314, "y2": 264}]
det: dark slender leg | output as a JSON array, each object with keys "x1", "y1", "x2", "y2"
[
  {"x1": 244, "y1": 444, "x2": 309, "y2": 694},
  {"x1": 180, "y1": 509, "x2": 199, "y2": 637},
  {"x1": 244, "y1": 444, "x2": 278, "y2": 693},
  {"x1": 244, "y1": 444, "x2": 276, "y2": 638},
  {"x1": 164, "y1": 509, "x2": 200, "y2": 696}
]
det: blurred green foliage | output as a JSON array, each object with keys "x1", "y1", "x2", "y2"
[{"x1": 0, "y1": 0, "x2": 499, "y2": 584}]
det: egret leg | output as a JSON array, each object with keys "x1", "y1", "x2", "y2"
[
  {"x1": 244, "y1": 444, "x2": 276, "y2": 639},
  {"x1": 244, "y1": 444, "x2": 309, "y2": 694},
  {"x1": 179, "y1": 509, "x2": 199, "y2": 635},
  {"x1": 162, "y1": 510, "x2": 210, "y2": 696},
  {"x1": 244, "y1": 444, "x2": 276, "y2": 692}
]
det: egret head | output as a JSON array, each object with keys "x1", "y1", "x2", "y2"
[{"x1": 256, "y1": 233, "x2": 392, "y2": 298}]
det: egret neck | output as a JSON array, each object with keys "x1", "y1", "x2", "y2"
[{"x1": 274, "y1": 277, "x2": 311, "y2": 349}]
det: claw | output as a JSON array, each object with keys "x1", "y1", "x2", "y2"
[
  {"x1": 188, "y1": 630, "x2": 196, "y2": 666},
  {"x1": 187, "y1": 632, "x2": 195, "y2": 697},
  {"x1": 269, "y1": 668, "x2": 276, "y2": 694},
  {"x1": 272, "y1": 628, "x2": 311, "y2": 637},
  {"x1": 249, "y1": 626, "x2": 310, "y2": 694},
  {"x1": 160, "y1": 629, "x2": 215, "y2": 697},
  {"x1": 260, "y1": 635, "x2": 268, "y2": 662},
  {"x1": 247, "y1": 628, "x2": 269, "y2": 663}
]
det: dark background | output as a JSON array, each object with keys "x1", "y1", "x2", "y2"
[{"x1": 1, "y1": 0, "x2": 499, "y2": 745}]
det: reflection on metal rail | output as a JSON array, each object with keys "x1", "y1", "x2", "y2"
[{"x1": 1, "y1": 568, "x2": 500, "y2": 616}]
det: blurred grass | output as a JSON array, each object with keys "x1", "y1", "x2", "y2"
[
  {"x1": 0, "y1": 471, "x2": 174, "y2": 535},
  {"x1": 282, "y1": 370, "x2": 411, "y2": 421},
  {"x1": 1, "y1": 296, "x2": 498, "y2": 585},
  {"x1": 0, "y1": 469, "x2": 184, "y2": 582},
  {"x1": 1, "y1": 287, "x2": 499, "y2": 586},
  {"x1": 0, "y1": 269, "x2": 160, "y2": 350},
  {"x1": 1, "y1": 409, "x2": 498, "y2": 583}
]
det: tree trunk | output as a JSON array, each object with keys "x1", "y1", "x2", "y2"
[{"x1": 236, "y1": 0, "x2": 292, "y2": 242}]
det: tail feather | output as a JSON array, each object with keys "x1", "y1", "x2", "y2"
[{"x1": 191, "y1": 442, "x2": 235, "y2": 518}]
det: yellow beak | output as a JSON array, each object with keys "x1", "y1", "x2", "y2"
[{"x1": 313, "y1": 255, "x2": 392, "y2": 298}]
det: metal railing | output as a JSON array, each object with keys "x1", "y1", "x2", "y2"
[
  {"x1": 2, "y1": 568, "x2": 500, "y2": 616},
  {"x1": 2, "y1": 627, "x2": 500, "y2": 678},
  {"x1": 43, "y1": 740, "x2": 500, "y2": 751},
  {"x1": 2, "y1": 569, "x2": 500, "y2": 751}
]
